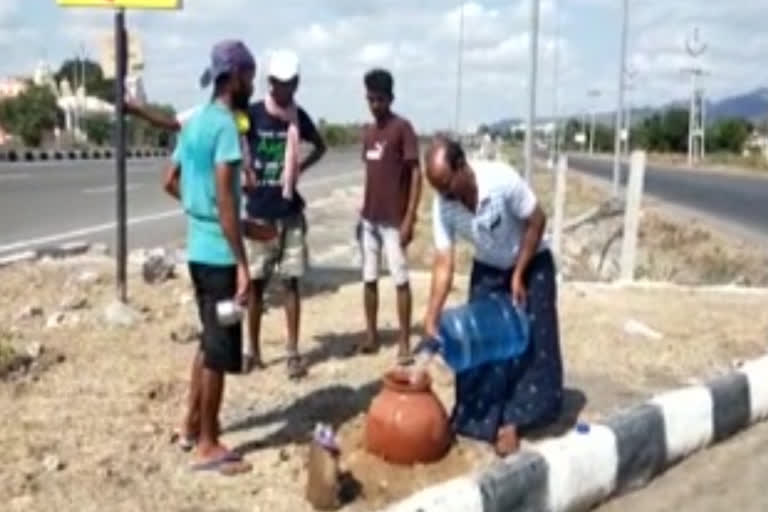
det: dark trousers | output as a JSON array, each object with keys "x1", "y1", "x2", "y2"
[{"x1": 451, "y1": 250, "x2": 564, "y2": 442}]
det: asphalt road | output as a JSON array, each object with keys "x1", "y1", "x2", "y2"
[
  {"x1": 568, "y1": 155, "x2": 768, "y2": 241},
  {"x1": 0, "y1": 150, "x2": 364, "y2": 258}
]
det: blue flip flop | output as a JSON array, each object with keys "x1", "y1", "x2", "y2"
[{"x1": 189, "y1": 451, "x2": 248, "y2": 473}]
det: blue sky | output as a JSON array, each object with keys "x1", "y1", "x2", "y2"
[{"x1": 2, "y1": 0, "x2": 767, "y2": 131}]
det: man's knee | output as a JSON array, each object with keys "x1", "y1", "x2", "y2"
[{"x1": 283, "y1": 277, "x2": 300, "y2": 293}]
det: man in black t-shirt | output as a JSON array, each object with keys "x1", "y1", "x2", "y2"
[{"x1": 243, "y1": 49, "x2": 326, "y2": 378}]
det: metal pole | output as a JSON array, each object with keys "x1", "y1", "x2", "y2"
[
  {"x1": 552, "y1": 0, "x2": 561, "y2": 160},
  {"x1": 612, "y1": 0, "x2": 629, "y2": 198},
  {"x1": 115, "y1": 8, "x2": 128, "y2": 302},
  {"x1": 701, "y1": 87, "x2": 706, "y2": 160},
  {"x1": 588, "y1": 89, "x2": 600, "y2": 155},
  {"x1": 688, "y1": 72, "x2": 695, "y2": 166},
  {"x1": 454, "y1": 2, "x2": 465, "y2": 136},
  {"x1": 525, "y1": 0, "x2": 540, "y2": 182}
]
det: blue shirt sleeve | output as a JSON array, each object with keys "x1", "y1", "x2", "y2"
[{"x1": 214, "y1": 118, "x2": 243, "y2": 166}]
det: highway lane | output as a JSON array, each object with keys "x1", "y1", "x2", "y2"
[
  {"x1": 0, "y1": 150, "x2": 364, "y2": 257},
  {"x1": 568, "y1": 155, "x2": 768, "y2": 240}
]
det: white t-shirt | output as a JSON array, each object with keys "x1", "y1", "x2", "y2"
[{"x1": 432, "y1": 160, "x2": 547, "y2": 269}]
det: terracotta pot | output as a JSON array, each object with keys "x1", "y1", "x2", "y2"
[{"x1": 365, "y1": 369, "x2": 452, "y2": 465}]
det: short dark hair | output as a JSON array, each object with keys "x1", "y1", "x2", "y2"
[
  {"x1": 431, "y1": 136, "x2": 465, "y2": 171},
  {"x1": 364, "y1": 68, "x2": 394, "y2": 97}
]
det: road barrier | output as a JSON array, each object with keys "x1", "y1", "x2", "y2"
[{"x1": 0, "y1": 147, "x2": 169, "y2": 163}]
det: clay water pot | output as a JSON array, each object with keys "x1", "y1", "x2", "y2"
[{"x1": 365, "y1": 369, "x2": 451, "y2": 465}]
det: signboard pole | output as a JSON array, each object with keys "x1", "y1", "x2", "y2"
[{"x1": 115, "y1": 8, "x2": 128, "y2": 302}]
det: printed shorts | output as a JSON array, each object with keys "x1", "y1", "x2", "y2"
[{"x1": 246, "y1": 213, "x2": 308, "y2": 281}]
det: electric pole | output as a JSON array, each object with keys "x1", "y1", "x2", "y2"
[
  {"x1": 551, "y1": 0, "x2": 561, "y2": 161},
  {"x1": 454, "y1": 1, "x2": 465, "y2": 137},
  {"x1": 624, "y1": 67, "x2": 637, "y2": 159},
  {"x1": 588, "y1": 88, "x2": 601, "y2": 155},
  {"x1": 525, "y1": 0, "x2": 540, "y2": 182},
  {"x1": 683, "y1": 27, "x2": 707, "y2": 167},
  {"x1": 611, "y1": 0, "x2": 629, "y2": 198}
]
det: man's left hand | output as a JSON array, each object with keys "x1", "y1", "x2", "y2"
[{"x1": 511, "y1": 273, "x2": 527, "y2": 307}]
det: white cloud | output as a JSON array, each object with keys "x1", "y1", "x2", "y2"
[{"x1": 2, "y1": 0, "x2": 767, "y2": 130}]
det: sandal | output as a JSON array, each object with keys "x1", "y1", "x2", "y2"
[{"x1": 286, "y1": 354, "x2": 307, "y2": 380}]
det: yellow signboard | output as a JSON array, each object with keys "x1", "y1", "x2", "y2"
[{"x1": 56, "y1": 0, "x2": 181, "y2": 9}]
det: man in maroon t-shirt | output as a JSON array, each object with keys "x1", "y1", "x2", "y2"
[{"x1": 359, "y1": 68, "x2": 422, "y2": 363}]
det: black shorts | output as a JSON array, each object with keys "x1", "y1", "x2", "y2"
[{"x1": 189, "y1": 262, "x2": 242, "y2": 374}]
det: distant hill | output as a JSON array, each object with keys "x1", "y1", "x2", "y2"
[
  {"x1": 485, "y1": 88, "x2": 768, "y2": 134},
  {"x1": 708, "y1": 88, "x2": 768, "y2": 121}
]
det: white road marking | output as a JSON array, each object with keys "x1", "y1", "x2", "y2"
[
  {"x1": 0, "y1": 170, "x2": 361, "y2": 255},
  {"x1": 0, "y1": 210, "x2": 182, "y2": 254},
  {"x1": 82, "y1": 183, "x2": 143, "y2": 194}
]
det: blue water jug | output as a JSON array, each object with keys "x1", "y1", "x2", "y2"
[{"x1": 417, "y1": 293, "x2": 530, "y2": 373}]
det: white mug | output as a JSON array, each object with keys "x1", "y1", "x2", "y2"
[{"x1": 216, "y1": 299, "x2": 244, "y2": 326}]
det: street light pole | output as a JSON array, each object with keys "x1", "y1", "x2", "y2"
[
  {"x1": 611, "y1": 0, "x2": 629, "y2": 198},
  {"x1": 551, "y1": 0, "x2": 561, "y2": 160},
  {"x1": 454, "y1": 1, "x2": 465, "y2": 136},
  {"x1": 588, "y1": 88, "x2": 601, "y2": 155},
  {"x1": 624, "y1": 68, "x2": 637, "y2": 159},
  {"x1": 525, "y1": 0, "x2": 540, "y2": 182}
]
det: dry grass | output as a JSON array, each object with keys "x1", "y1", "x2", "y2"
[{"x1": 0, "y1": 258, "x2": 766, "y2": 511}]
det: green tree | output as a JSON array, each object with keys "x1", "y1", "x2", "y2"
[
  {"x1": 82, "y1": 114, "x2": 112, "y2": 145},
  {"x1": 0, "y1": 83, "x2": 60, "y2": 147},
  {"x1": 56, "y1": 59, "x2": 115, "y2": 103},
  {"x1": 710, "y1": 118, "x2": 752, "y2": 153}
]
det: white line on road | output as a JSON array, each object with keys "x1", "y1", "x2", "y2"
[
  {"x1": 82, "y1": 183, "x2": 143, "y2": 194},
  {"x1": 0, "y1": 170, "x2": 361, "y2": 255},
  {"x1": 0, "y1": 210, "x2": 182, "y2": 254}
]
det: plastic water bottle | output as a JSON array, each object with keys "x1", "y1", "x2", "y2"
[{"x1": 415, "y1": 293, "x2": 531, "y2": 374}]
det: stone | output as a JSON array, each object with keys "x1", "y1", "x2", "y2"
[
  {"x1": 128, "y1": 249, "x2": 148, "y2": 266},
  {"x1": 61, "y1": 296, "x2": 88, "y2": 311},
  {"x1": 42, "y1": 454, "x2": 65, "y2": 472},
  {"x1": 623, "y1": 319, "x2": 664, "y2": 341},
  {"x1": 25, "y1": 342, "x2": 44, "y2": 359},
  {"x1": 170, "y1": 324, "x2": 199, "y2": 344},
  {"x1": 76, "y1": 270, "x2": 101, "y2": 285},
  {"x1": 89, "y1": 243, "x2": 109, "y2": 256},
  {"x1": 104, "y1": 301, "x2": 139, "y2": 328},
  {"x1": 45, "y1": 312, "x2": 66, "y2": 329},
  {"x1": 16, "y1": 305, "x2": 43, "y2": 321},
  {"x1": 142, "y1": 252, "x2": 176, "y2": 284}
]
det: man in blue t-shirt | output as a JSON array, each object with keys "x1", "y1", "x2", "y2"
[
  {"x1": 165, "y1": 40, "x2": 255, "y2": 474},
  {"x1": 242, "y1": 49, "x2": 326, "y2": 378}
]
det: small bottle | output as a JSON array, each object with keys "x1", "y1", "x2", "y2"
[{"x1": 216, "y1": 299, "x2": 244, "y2": 327}]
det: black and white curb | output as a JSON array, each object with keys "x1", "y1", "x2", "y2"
[{"x1": 381, "y1": 354, "x2": 768, "y2": 512}]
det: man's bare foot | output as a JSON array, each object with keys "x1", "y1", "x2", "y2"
[
  {"x1": 358, "y1": 336, "x2": 380, "y2": 355},
  {"x1": 192, "y1": 443, "x2": 252, "y2": 475},
  {"x1": 242, "y1": 354, "x2": 266, "y2": 374},
  {"x1": 495, "y1": 425, "x2": 520, "y2": 457},
  {"x1": 396, "y1": 344, "x2": 413, "y2": 366}
]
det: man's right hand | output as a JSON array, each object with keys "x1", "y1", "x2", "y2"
[{"x1": 235, "y1": 263, "x2": 251, "y2": 306}]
